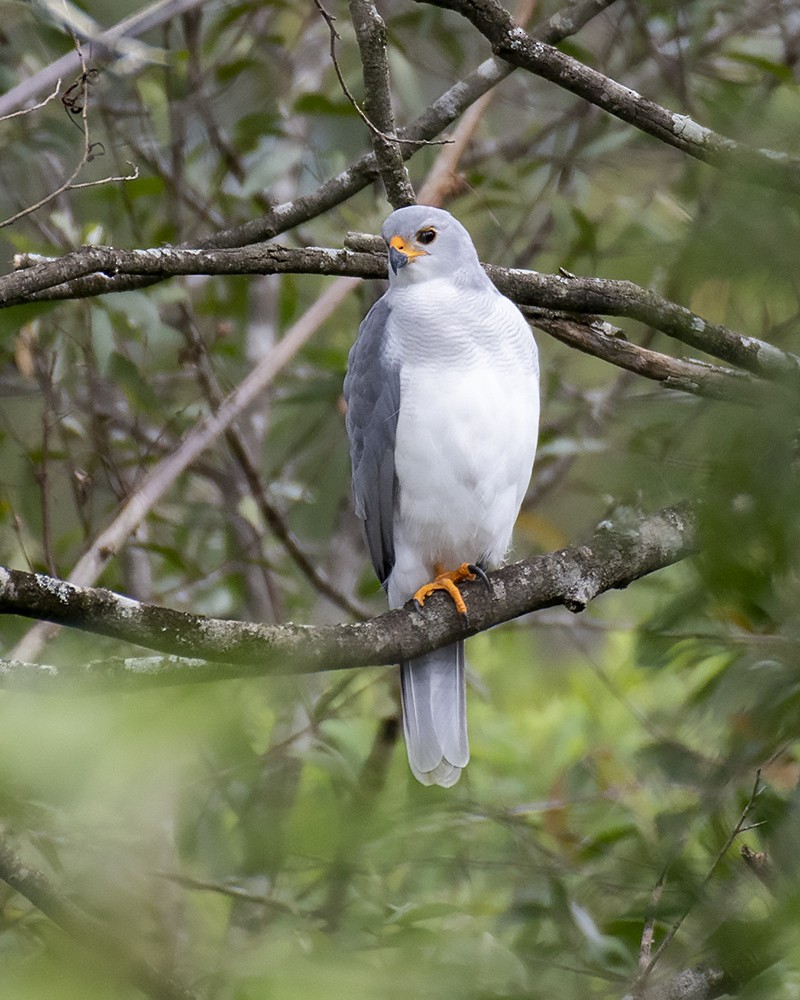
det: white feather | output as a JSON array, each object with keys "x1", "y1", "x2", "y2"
[{"x1": 386, "y1": 282, "x2": 539, "y2": 606}]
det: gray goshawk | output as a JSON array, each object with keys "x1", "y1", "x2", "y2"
[{"x1": 345, "y1": 205, "x2": 540, "y2": 786}]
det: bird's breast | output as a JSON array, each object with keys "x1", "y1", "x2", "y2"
[{"x1": 393, "y1": 347, "x2": 538, "y2": 574}]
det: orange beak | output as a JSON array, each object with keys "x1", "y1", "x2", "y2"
[{"x1": 389, "y1": 235, "x2": 429, "y2": 274}]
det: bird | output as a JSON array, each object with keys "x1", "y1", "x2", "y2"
[{"x1": 344, "y1": 205, "x2": 540, "y2": 787}]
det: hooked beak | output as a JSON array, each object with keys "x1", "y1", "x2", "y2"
[{"x1": 388, "y1": 235, "x2": 428, "y2": 274}]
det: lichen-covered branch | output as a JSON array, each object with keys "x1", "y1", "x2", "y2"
[
  {"x1": 1, "y1": 244, "x2": 384, "y2": 306},
  {"x1": 348, "y1": 0, "x2": 416, "y2": 207},
  {"x1": 497, "y1": 267, "x2": 799, "y2": 382},
  {"x1": 0, "y1": 503, "x2": 696, "y2": 690},
  {"x1": 7, "y1": 241, "x2": 796, "y2": 391},
  {"x1": 530, "y1": 312, "x2": 767, "y2": 403}
]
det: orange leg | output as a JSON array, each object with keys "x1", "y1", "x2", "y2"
[{"x1": 412, "y1": 562, "x2": 488, "y2": 616}]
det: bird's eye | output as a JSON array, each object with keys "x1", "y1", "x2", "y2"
[{"x1": 416, "y1": 228, "x2": 437, "y2": 245}]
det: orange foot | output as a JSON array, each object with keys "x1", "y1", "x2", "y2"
[{"x1": 412, "y1": 563, "x2": 490, "y2": 617}]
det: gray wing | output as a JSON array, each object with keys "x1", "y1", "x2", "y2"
[{"x1": 343, "y1": 294, "x2": 400, "y2": 587}]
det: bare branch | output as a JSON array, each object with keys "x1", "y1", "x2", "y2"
[
  {"x1": 0, "y1": 60, "x2": 98, "y2": 231},
  {"x1": 314, "y1": 0, "x2": 445, "y2": 154},
  {"x1": 417, "y1": 0, "x2": 538, "y2": 206},
  {"x1": 202, "y1": 0, "x2": 616, "y2": 250},
  {"x1": 6, "y1": 241, "x2": 796, "y2": 388},
  {"x1": 491, "y1": 266, "x2": 800, "y2": 382},
  {"x1": 68, "y1": 160, "x2": 139, "y2": 190},
  {"x1": 0, "y1": 503, "x2": 696, "y2": 689},
  {"x1": 530, "y1": 311, "x2": 768, "y2": 403},
  {"x1": 180, "y1": 311, "x2": 371, "y2": 620},
  {"x1": 0, "y1": 49, "x2": 137, "y2": 232},
  {"x1": 348, "y1": 0, "x2": 416, "y2": 207},
  {"x1": 0, "y1": 0, "x2": 614, "y2": 299},
  {"x1": 415, "y1": 0, "x2": 800, "y2": 194},
  {"x1": 3, "y1": 244, "x2": 383, "y2": 305}
]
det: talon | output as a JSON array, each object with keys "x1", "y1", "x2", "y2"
[
  {"x1": 412, "y1": 562, "x2": 477, "y2": 616},
  {"x1": 467, "y1": 563, "x2": 491, "y2": 593}
]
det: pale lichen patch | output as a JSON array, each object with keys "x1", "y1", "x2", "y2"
[
  {"x1": 112, "y1": 593, "x2": 142, "y2": 618},
  {"x1": 671, "y1": 115, "x2": 711, "y2": 144},
  {"x1": 35, "y1": 573, "x2": 74, "y2": 603},
  {"x1": 757, "y1": 147, "x2": 789, "y2": 162}
]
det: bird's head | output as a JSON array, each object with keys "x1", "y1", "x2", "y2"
[{"x1": 380, "y1": 206, "x2": 481, "y2": 285}]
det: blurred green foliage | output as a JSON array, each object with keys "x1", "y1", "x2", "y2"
[{"x1": 1, "y1": 1, "x2": 800, "y2": 997}]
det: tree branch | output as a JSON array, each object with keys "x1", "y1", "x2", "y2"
[
  {"x1": 416, "y1": 0, "x2": 538, "y2": 206},
  {"x1": 631, "y1": 769, "x2": 764, "y2": 995},
  {"x1": 197, "y1": 0, "x2": 615, "y2": 250},
  {"x1": 0, "y1": 0, "x2": 615, "y2": 303},
  {"x1": 7, "y1": 276, "x2": 361, "y2": 665},
  {"x1": 179, "y1": 311, "x2": 371, "y2": 620},
  {"x1": 497, "y1": 267, "x2": 800, "y2": 382},
  {"x1": 1, "y1": 244, "x2": 383, "y2": 305},
  {"x1": 530, "y1": 311, "x2": 768, "y2": 403},
  {"x1": 0, "y1": 503, "x2": 696, "y2": 690},
  {"x1": 7, "y1": 241, "x2": 796, "y2": 388},
  {"x1": 348, "y1": 0, "x2": 416, "y2": 207},
  {"x1": 0, "y1": 0, "x2": 219, "y2": 119},
  {"x1": 0, "y1": 78, "x2": 61, "y2": 124},
  {"x1": 415, "y1": 0, "x2": 800, "y2": 194}
]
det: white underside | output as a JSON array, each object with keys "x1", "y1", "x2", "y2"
[{"x1": 385, "y1": 282, "x2": 539, "y2": 609}]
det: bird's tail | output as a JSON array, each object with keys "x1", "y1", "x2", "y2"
[{"x1": 400, "y1": 641, "x2": 469, "y2": 787}]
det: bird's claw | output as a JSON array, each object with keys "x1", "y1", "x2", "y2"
[
  {"x1": 467, "y1": 563, "x2": 491, "y2": 593},
  {"x1": 412, "y1": 562, "x2": 480, "y2": 616}
]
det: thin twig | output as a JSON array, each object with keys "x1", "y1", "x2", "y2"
[
  {"x1": 155, "y1": 870, "x2": 299, "y2": 913},
  {"x1": 0, "y1": 0, "x2": 220, "y2": 119},
  {"x1": 635, "y1": 769, "x2": 763, "y2": 988},
  {"x1": 639, "y1": 875, "x2": 665, "y2": 972},
  {"x1": 415, "y1": 0, "x2": 800, "y2": 194},
  {"x1": 0, "y1": 57, "x2": 95, "y2": 230},
  {"x1": 417, "y1": 0, "x2": 537, "y2": 206},
  {"x1": 68, "y1": 161, "x2": 139, "y2": 189},
  {"x1": 180, "y1": 306, "x2": 370, "y2": 620},
  {"x1": 0, "y1": 79, "x2": 61, "y2": 123},
  {"x1": 0, "y1": 59, "x2": 137, "y2": 230},
  {"x1": 0, "y1": 0, "x2": 617, "y2": 287}
]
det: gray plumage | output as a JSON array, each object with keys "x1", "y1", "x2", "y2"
[
  {"x1": 344, "y1": 205, "x2": 539, "y2": 787},
  {"x1": 344, "y1": 296, "x2": 399, "y2": 586}
]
